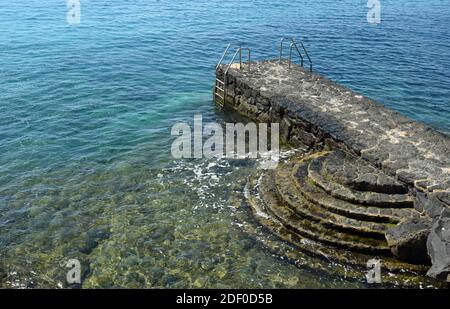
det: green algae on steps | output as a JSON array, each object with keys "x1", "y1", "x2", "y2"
[
  {"x1": 291, "y1": 157, "x2": 417, "y2": 224},
  {"x1": 244, "y1": 172, "x2": 445, "y2": 288},
  {"x1": 274, "y1": 161, "x2": 390, "y2": 239},
  {"x1": 237, "y1": 148, "x2": 450, "y2": 287},
  {"x1": 260, "y1": 170, "x2": 391, "y2": 255}
]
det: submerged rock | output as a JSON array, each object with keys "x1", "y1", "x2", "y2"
[
  {"x1": 385, "y1": 218, "x2": 431, "y2": 264},
  {"x1": 79, "y1": 226, "x2": 111, "y2": 255},
  {"x1": 426, "y1": 208, "x2": 450, "y2": 281}
]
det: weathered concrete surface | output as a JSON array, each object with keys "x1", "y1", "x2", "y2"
[
  {"x1": 320, "y1": 150, "x2": 408, "y2": 194},
  {"x1": 219, "y1": 60, "x2": 449, "y2": 207},
  {"x1": 218, "y1": 60, "x2": 450, "y2": 279}
]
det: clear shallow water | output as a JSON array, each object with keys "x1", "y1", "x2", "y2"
[{"x1": 0, "y1": 0, "x2": 449, "y2": 288}]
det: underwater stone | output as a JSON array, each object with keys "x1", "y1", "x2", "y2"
[{"x1": 79, "y1": 226, "x2": 111, "y2": 254}]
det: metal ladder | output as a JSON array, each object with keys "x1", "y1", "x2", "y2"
[
  {"x1": 215, "y1": 44, "x2": 251, "y2": 106},
  {"x1": 279, "y1": 37, "x2": 313, "y2": 72}
]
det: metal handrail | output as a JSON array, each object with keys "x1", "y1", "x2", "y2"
[
  {"x1": 289, "y1": 42, "x2": 304, "y2": 68},
  {"x1": 299, "y1": 41, "x2": 312, "y2": 72},
  {"x1": 280, "y1": 37, "x2": 313, "y2": 72},
  {"x1": 224, "y1": 47, "x2": 251, "y2": 96},
  {"x1": 290, "y1": 41, "x2": 312, "y2": 72},
  {"x1": 216, "y1": 43, "x2": 231, "y2": 70},
  {"x1": 279, "y1": 37, "x2": 296, "y2": 62},
  {"x1": 215, "y1": 45, "x2": 251, "y2": 105},
  {"x1": 216, "y1": 44, "x2": 251, "y2": 71},
  {"x1": 224, "y1": 47, "x2": 251, "y2": 75}
]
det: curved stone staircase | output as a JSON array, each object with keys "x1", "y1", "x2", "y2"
[{"x1": 245, "y1": 150, "x2": 442, "y2": 283}]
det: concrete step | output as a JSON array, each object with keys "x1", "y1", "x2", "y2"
[
  {"x1": 292, "y1": 158, "x2": 419, "y2": 224},
  {"x1": 321, "y1": 150, "x2": 408, "y2": 194},
  {"x1": 259, "y1": 171, "x2": 391, "y2": 255},
  {"x1": 274, "y1": 162, "x2": 391, "y2": 239},
  {"x1": 245, "y1": 173, "x2": 428, "y2": 277},
  {"x1": 307, "y1": 154, "x2": 414, "y2": 208}
]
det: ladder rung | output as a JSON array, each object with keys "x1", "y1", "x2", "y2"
[
  {"x1": 215, "y1": 85, "x2": 224, "y2": 91},
  {"x1": 215, "y1": 93, "x2": 224, "y2": 100},
  {"x1": 215, "y1": 79, "x2": 224, "y2": 85}
]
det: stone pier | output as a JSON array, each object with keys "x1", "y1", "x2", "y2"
[{"x1": 216, "y1": 60, "x2": 450, "y2": 284}]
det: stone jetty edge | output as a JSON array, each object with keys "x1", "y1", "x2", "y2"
[{"x1": 217, "y1": 60, "x2": 450, "y2": 281}]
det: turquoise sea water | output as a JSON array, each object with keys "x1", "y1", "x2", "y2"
[{"x1": 0, "y1": 0, "x2": 449, "y2": 288}]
